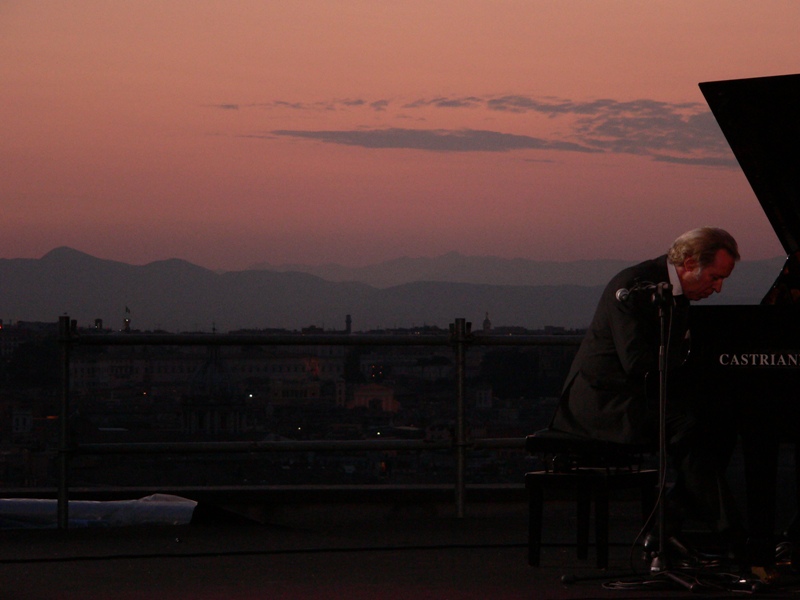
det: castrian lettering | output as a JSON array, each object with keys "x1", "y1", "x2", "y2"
[{"x1": 718, "y1": 353, "x2": 800, "y2": 367}]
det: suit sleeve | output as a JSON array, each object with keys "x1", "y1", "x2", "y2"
[{"x1": 605, "y1": 283, "x2": 659, "y2": 381}]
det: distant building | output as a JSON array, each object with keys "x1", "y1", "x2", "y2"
[
  {"x1": 350, "y1": 383, "x2": 399, "y2": 413},
  {"x1": 182, "y1": 346, "x2": 246, "y2": 435},
  {"x1": 474, "y1": 387, "x2": 493, "y2": 409},
  {"x1": 0, "y1": 321, "x2": 55, "y2": 358}
]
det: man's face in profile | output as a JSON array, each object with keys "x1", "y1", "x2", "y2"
[{"x1": 680, "y1": 249, "x2": 736, "y2": 301}]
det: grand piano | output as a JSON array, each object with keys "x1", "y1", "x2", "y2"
[{"x1": 688, "y1": 72, "x2": 800, "y2": 564}]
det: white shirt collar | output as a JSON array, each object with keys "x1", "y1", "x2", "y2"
[{"x1": 667, "y1": 261, "x2": 683, "y2": 297}]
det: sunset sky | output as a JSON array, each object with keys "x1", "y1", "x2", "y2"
[{"x1": 2, "y1": 1, "x2": 799, "y2": 271}]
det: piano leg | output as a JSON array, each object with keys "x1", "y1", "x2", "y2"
[
  {"x1": 795, "y1": 442, "x2": 800, "y2": 539},
  {"x1": 780, "y1": 441, "x2": 800, "y2": 569},
  {"x1": 741, "y1": 422, "x2": 780, "y2": 566},
  {"x1": 782, "y1": 443, "x2": 800, "y2": 539},
  {"x1": 666, "y1": 406, "x2": 742, "y2": 544}
]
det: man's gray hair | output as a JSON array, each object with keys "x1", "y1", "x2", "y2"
[{"x1": 667, "y1": 227, "x2": 740, "y2": 267}]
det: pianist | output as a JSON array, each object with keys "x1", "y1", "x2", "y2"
[{"x1": 549, "y1": 227, "x2": 744, "y2": 558}]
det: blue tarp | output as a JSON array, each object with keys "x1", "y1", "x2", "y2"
[{"x1": 0, "y1": 494, "x2": 197, "y2": 529}]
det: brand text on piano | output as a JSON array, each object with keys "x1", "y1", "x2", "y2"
[{"x1": 718, "y1": 353, "x2": 800, "y2": 367}]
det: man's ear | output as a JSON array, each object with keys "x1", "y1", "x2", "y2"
[{"x1": 683, "y1": 257, "x2": 699, "y2": 272}]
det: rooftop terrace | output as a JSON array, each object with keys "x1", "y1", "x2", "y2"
[
  {"x1": 2, "y1": 476, "x2": 799, "y2": 599},
  {"x1": 3, "y1": 321, "x2": 800, "y2": 597}
]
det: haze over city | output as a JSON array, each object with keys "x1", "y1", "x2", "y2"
[{"x1": 3, "y1": 1, "x2": 799, "y2": 272}]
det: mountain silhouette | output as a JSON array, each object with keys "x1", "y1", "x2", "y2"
[
  {"x1": 0, "y1": 248, "x2": 783, "y2": 332},
  {"x1": 248, "y1": 251, "x2": 636, "y2": 288}
]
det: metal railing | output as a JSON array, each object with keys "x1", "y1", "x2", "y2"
[{"x1": 57, "y1": 315, "x2": 582, "y2": 528}]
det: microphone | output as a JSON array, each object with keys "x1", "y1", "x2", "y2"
[{"x1": 615, "y1": 282, "x2": 671, "y2": 302}]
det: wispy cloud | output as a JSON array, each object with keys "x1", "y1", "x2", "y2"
[
  {"x1": 652, "y1": 155, "x2": 737, "y2": 166},
  {"x1": 219, "y1": 93, "x2": 735, "y2": 165},
  {"x1": 403, "y1": 96, "x2": 484, "y2": 110},
  {"x1": 267, "y1": 128, "x2": 600, "y2": 153},
  {"x1": 569, "y1": 100, "x2": 730, "y2": 155},
  {"x1": 211, "y1": 99, "x2": 384, "y2": 112}
]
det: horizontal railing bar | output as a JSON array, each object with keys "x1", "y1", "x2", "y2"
[
  {"x1": 72, "y1": 333, "x2": 448, "y2": 346},
  {"x1": 68, "y1": 333, "x2": 583, "y2": 347},
  {"x1": 0, "y1": 483, "x2": 528, "y2": 505},
  {"x1": 467, "y1": 335, "x2": 583, "y2": 347},
  {"x1": 57, "y1": 314, "x2": 578, "y2": 528},
  {"x1": 75, "y1": 437, "x2": 525, "y2": 455}
]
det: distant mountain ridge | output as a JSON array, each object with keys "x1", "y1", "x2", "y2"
[
  {"x1": 0, "y1": 247, "x2": 784, "y2": 332},
  {"x1": 248, "y1": 251, "x2": 637, "y2": 288}
]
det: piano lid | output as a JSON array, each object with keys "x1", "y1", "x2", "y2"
[{"x1": 699, "y1": 73, "x2": 800, "y2": 255}]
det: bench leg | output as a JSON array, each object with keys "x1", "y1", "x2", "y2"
[
  {"x1": 594, "y1": 484, "x2": 610, "y2": 569},
  {"x1": 576, "y1": 483, "x2": 590, "y2": 560},
  {"x1": 528, "y1": 483, "x2": 544, "y2": 566}
]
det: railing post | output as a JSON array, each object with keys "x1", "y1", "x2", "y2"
[
  {"x1": 450, "y1": 318, "x2": 471, "y2": 518},
  {"x1": 58, "y1": 315, "x2": 72, "y2": 529}
]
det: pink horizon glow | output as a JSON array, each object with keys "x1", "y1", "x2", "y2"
[{"x1": 2, "y1": 1, "x2": 798, "y2": 271}]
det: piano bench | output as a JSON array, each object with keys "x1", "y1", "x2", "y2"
[{"x1": 525, "y1": 429, "x2": 658, "y2": 569}]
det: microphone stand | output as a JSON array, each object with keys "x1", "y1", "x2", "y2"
[
  {"x1": 648, "y1": 283, "x2": 696, "y2": 589},
  {"x1": 566, "y1": 283, "x2": 699, "y2": 592},
  {"x1": 650, "y1": 282, "x2": 672, "y2": 574},
  {"x1": 591, "y1": 283, "x2": 759, "y2": 593}
]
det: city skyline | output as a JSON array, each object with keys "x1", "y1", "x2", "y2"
[{"x1": 3, "y1": 1, "x2": 799, "y2": 271}]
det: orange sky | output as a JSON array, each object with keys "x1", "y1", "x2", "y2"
[{"x1": 2, "y1": 1, "x2": 799, "y2": 270}]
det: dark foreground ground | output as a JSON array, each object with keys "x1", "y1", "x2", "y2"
[
  {"x1": 1, "y1": 495, "x2": 799, "y2": 600},
  {"x1": 2, "y1": 442, "x2": 798, "y2": 599}
]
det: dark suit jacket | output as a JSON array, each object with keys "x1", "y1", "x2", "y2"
[{"x1": 550, "y1": 255, "x2": 689, "y2": 444}]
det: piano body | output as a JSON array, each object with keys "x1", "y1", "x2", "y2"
[{"x1": 687, "y1": 72, "x2": 800, "y2": 563}]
